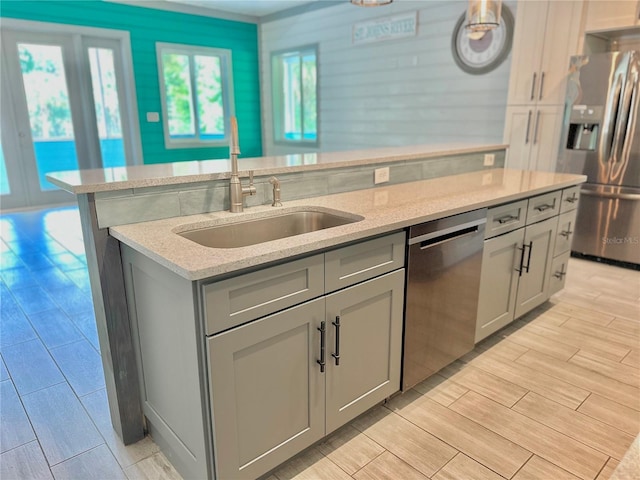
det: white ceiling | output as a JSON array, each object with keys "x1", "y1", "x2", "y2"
[{"x1": 163, "y1": 0, "x2": 319, "y2": 17}]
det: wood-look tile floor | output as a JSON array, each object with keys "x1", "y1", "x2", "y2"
[{"x1": 1, "y1": 207, "x2": 638, "y2": 480}]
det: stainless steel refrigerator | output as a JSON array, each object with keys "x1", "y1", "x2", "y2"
[{"x1": 556, "y1": 51, "x2": 640, "y2": 266}]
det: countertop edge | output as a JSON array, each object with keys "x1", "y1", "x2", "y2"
[
  {"x1": 47, "y1": 144, "x2": 507, "y2": 194},
  {"x1": 110, "y1": 170, "x2": 586, "y2": 282}
]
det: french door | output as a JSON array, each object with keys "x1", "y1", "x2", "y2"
[{"x1": 0, "y1": 23, "x2": 141, "y2": 209}]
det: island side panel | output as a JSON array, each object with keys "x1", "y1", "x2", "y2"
[{"x1": 77, "y1": 193, "x2": 144, "y2": 444}]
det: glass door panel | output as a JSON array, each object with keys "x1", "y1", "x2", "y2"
[
  {"x1": 88, "y1": 46, "x2": 126, "y2": 168},
  {"x1": 0, "y1": 141, "x2": 10, "y2": 196},
  {"x1": 18, "y1": 42, "x2": 80, "y2": 191}
]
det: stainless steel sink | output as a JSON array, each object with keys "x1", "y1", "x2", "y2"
[{"x1": 177, "y1": 210, "x2": 362, "y2": 248}]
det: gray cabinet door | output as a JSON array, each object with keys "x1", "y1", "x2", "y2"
[
  {"x1": 475, "y1": 228, "x2": 525, "y2": 343},
  {"x1": 207, "y1": 298, "x2": 325, "y2": 480},
  {"x1": 324, "y1": 269, "x2": 404, "y2": 434},
  {"x1": 515, "y1": 216, "x2": 557, "y2": 318}
]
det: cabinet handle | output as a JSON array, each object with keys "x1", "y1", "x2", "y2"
[
  {"x1": 560, "y1": 228, "x2": 573, "y2": 239},
  {"x1": 534, "y1": 203, "x2": 554, "y2": 212},
  {"x1": 515, "y1": 243, "x2": 527, "y2": 277},
  {"x1": 524, "y1": 241, "x2": 533, "y2": 274},
  {"x1": 539, "y1": 72, "x2": 545, "y2": 100},
  {"x1": 525, "y1": 110, "x2": 532, "y2": 145},
  {"x1": 496, "y1": 214, "x2": 518, "y2": 224},
  {"x1": 332, "y1": 315, "x2": 341, "y2": 366},
  {"x1": 533, "y1": 110, "x2": 541, "y2": 144},
  {"x1": 553, "y1": 265, "x2": 567, "y2": 279},
  {"x1": 317, "y1": 321, "x2": 326, "y2": 373},
  {"x1": 566, "y1": 193, "x2": 578, "y2": 203},
  {"x1": 530, "y1": 72, "x2": 537, "y2": 101}
]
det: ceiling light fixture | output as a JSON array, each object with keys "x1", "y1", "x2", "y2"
[
  {"x1": 465, "y1": 0, "x2": 502, "y2": 34},
  {"x1": 351, "y1": 0, "x2": 393, "y2": 6}
]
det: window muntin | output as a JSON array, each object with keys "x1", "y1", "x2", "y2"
[
  {"x1": 157, "y1": 43, "x2": 233, "y2": 148},
  {"x1": 272, "y1": 46, "x2": 317, "y2": 145}
]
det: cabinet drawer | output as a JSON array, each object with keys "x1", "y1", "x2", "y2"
[
  {"x1": 203, "y1": 254, "x2": 324, "y2": 335},
  {"x1": 526, "y1": 190, "x2": 562, "y2": 225},
  {"x1": 554, "y1": 210, "x2": 578, "y2": 257},
  {"x1": 560, "y1": 185, "x2": 580, "y2": 213},
  {"x1": 325, "y1": 232, "x2": 405, "y2": 293},
  {"x1": 485, "y1": 200, "x2": 528, "y2": 239},
  {"x1": 549, "y1": 251, "x2": 570, "y2": 296}
]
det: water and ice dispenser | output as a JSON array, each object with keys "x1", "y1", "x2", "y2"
[{"x1": 565, "y1": 105, "x2": 603, "y2": 151}]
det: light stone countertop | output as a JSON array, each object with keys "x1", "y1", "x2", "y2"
[
  {"x1": 46, "y1": 143, "x2": 504, "y2": 194},
  {"x1": 110, "y1": 168, "x2": 586, "y2": 281}
]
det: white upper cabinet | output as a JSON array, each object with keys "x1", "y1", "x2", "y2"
[
  {"x1": 507, "y1": 1, "x2": 584, "y2": 106},
  {"x1": 584, "y1": 0, "x2": 640, "y2": 32}
]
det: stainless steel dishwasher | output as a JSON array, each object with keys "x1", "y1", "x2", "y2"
[{"x1": 402, "y1": 209, "x2": 487, "y2": 390}]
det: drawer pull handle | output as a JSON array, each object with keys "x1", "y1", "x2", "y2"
[
  {"x1": 560, "y1": 229, "x2": 573, "y2": 239},
  {"x1": 534, "y1": 204, "x2": 554, "y2": 212},
  {"x1": 332, "y1": 316, "x2": 341, "y2": 366},
  {"x1": 317, "y1": 321, "x2": 326, "y2": 373},
  {"x1": 496, "y1": 214, "x2": 518, "y2": 224},
  {"x1": 553, "y1": 265, "x2": 567, "y2": 279},
  {"x1": 566, "y1": 194, "x2": 578, "y2": 203}
]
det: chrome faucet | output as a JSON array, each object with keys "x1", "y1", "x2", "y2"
[
  {"x1": 229, "y1": 116, "x2": 256, "y2": 213},
  {"x1": 269, "y1": 176, "x2": 282, "y2": 207}
]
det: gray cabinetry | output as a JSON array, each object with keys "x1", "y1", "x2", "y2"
[
  {"x1": 207, "y1": 298, "x2": 325, "y2": 480},
  {"x1": 514, "y1": 216, "x2": 557, "y2": 318},
  {"x1": 205, "y1": 233, "x2": 405, "y2": 479},
  {"x1": 325, "y1": 270, "x2": 404, "y2": 434},
  {"x1": 476, "y1": 187, "x2": 575, "y2": 342},
  {"x1": 475, "y1": 228, "x2": 525, "y2": 342}
]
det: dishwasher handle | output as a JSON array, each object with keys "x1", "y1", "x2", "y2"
[{"x1": 408, "y1": 218, "x2": 486, "y2": 248}]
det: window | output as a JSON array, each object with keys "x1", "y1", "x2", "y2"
[
  {"x1": 157, "y1": 43, "x2": 233, "y2": 148},
  {"x1": 272, "y1": 46, "x2": 317, "y2": 145}
]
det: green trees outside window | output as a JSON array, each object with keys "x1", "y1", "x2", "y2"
[
  {"x1": 272, "y1": 46, "x2": 317, "y2": 144},
  {"x1": 157, "y1": 43, "x2": 233, "y2": 147}
]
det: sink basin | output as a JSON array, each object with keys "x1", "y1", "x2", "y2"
[{"x1": 177, "y1": 210, "x2": 362, "y2": 248}]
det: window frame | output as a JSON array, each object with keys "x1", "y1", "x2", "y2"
[
  {"x1": 271, "y1": 44, "x2": 318, "y2": 147},
  {"x1": 156, "y1": 42, "x2": 235, "y2": 149}
]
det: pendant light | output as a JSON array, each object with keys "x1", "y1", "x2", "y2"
[
  {"x1": 351, "y1": 0, "x2": 393, "y2": 6},
  {"x1": 465, "y1": 0, "x2": 502, "y2": 33}
]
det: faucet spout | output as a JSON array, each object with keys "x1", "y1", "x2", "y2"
[{"x1": 228, "y1": 116, "x2": 255, "y2": 213}]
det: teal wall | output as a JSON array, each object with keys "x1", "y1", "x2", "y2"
[{"x1": 0, "y1": 0, "x2": 262, "y2": 164}]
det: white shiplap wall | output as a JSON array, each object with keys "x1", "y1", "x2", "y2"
[{"x1": 259, "y1": 0, "x2": 516, "y2": 156}]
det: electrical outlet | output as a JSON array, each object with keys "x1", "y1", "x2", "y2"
[
  {"x1": 374, "y1": 167, "x2": 390, "y2": 184},
  {"x1": 484, "y1": 153, "x2": 495, "y2": 166}
]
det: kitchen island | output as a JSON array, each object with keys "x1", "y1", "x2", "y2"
[{"x1": 48, "y1": 144, "x2": 585, "y2": 479}]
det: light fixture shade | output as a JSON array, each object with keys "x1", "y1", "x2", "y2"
[
  {"x1": 465, "y1": 0, "x2": 502, "y2": 32},
  {"x1": 351, "y1": 0, "x2": 393, "y2": 6}
]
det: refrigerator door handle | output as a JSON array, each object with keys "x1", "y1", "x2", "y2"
[
  {"x1": 607, "y1": 74, "x2": 626, "y2": 165},
  {"x1": 611, "y1": 66, "x2": 639, "y2": 184},
  {"x1": 580, "y1": 189, "x2": 640, "y2": 201}
]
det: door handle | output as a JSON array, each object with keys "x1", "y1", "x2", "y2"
[
  {"x1": 525, "y1": 110, "x2": 532, "y2": 145},
  {"x1": 538, "y1": 72, "x2": 545, "y2": 101},
  {"x1": 515, "y1": 243, "x2": 527, "y2": 277},
  {"x1": 523, "y1": 241, "x2": 533, "y2": 274},
  {"x1": 332, "y1": 316, "x2": 341, "y2": 366},
  {"x1": 533, "y1": 110, "x2": 541, "y2": 145},
  {"x1": 317, "y1": 321, "x2": 326, "y2": 373},
  {"x1": 530, "y1": 72, "x2": 537, "y2": 101},
  {"x1": 515, "y1": 241, "x2": 533, "y2": 276}
]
